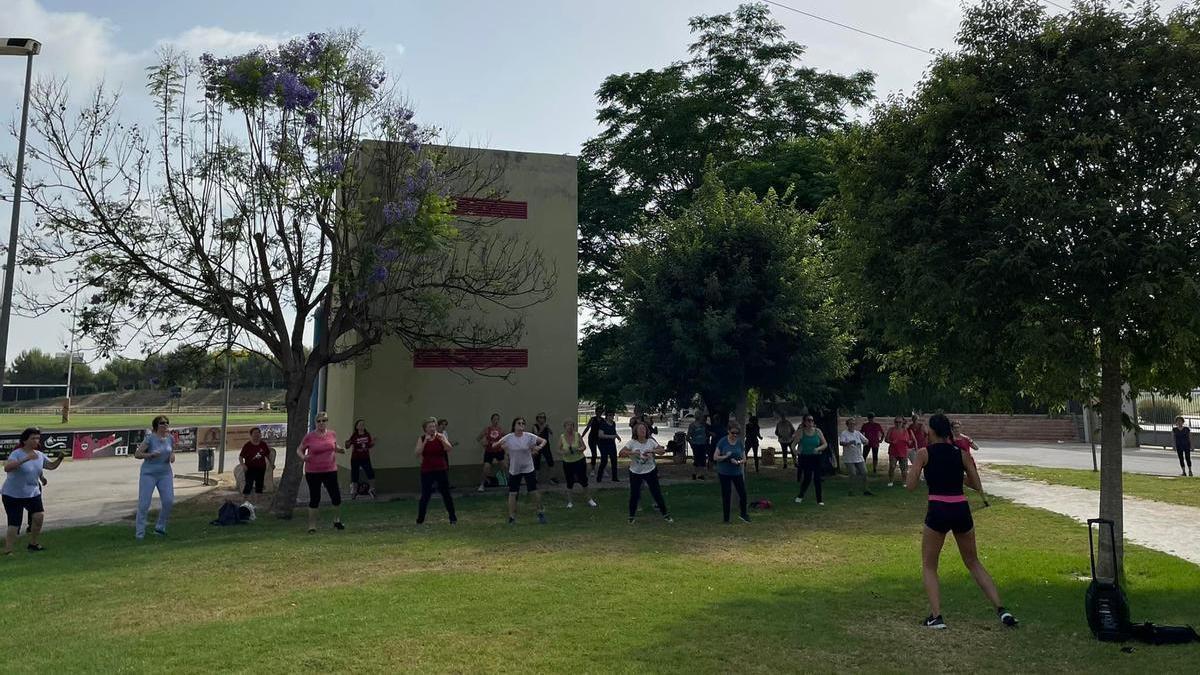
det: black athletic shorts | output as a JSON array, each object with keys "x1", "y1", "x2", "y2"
[
  {"x1": 508, "y1": 471, "x2": 538, "y2": 493},
  {"x1": 563, "y1": 459, "x2": 588, "y2": 489},
  {"x1": 3, "y1": 494, "x2": 44, "y2": 528},
  {"x1": 484, "y1": 451, "x2": 505, "y2": 465},
  {"x1": 925, "y1": 501, "x2": 974, "y2": 535}
]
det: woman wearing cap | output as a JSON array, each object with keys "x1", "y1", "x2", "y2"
[
  {"x1": 297, "y1": 412, "x2": 345, "y2": 533},
  {"x1": 133, "y1": 415, "x2": 177, "y2": 539},
  {"x1": 908, "y1": 413, "x2": 1018, "y2": 630},
  {"x1": 3, "y1": 427, "x2": 64, "y2": 554}
]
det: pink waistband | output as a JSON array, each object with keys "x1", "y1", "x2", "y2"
[{"x1": 928, "y1": 494, "x2": 967, "y2": 504}]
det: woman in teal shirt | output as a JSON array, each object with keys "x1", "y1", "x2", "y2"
[
  {"x1": 794, "y1": 415, "x2": 828, "y2": 506},
  {"x1": 713, "y1": 426, "x2": 750, "y2": 523}
]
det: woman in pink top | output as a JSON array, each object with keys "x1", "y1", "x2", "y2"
[{"x1": 296, "y1": 411, "x2": 346, "y2": 533}]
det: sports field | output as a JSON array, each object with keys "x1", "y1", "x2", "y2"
[
  {"x1": 0, "y1": 412, "x2": 287, "y2": 433},
  {"x1": 2, "y1": 472, "x2": 1196, "y2": 673}
]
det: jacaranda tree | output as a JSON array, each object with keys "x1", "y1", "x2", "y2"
[{"x1": 7, "y1": 31, "x2": 554, "y2": 516}]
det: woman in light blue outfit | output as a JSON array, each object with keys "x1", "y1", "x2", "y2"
[{"x1": 134, "y1": 415, "x2": 176, "y2": 539}]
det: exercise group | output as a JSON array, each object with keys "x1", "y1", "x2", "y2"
[{"x1": 18, "y1": 407, "x2": 1186, "y2": 628}]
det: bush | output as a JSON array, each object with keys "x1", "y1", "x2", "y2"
[{"x1": 1136, "y1": 398, "x2": 1182, "y2": 425}]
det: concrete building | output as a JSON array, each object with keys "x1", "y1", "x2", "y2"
[{"x1": 324, "y1": 145, "x2": 578, "y2": 491}]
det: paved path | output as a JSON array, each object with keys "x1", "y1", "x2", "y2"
[{"x1": 980, "y1": 469, "x2": 1200, "y2": 565}]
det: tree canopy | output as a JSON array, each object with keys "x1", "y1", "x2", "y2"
[
  {"x1": 578, "y1": 3, "x2": 873, "y2": 317},
  {"x1": 834, "y1": 0, "x2": 1200, "y2": 575},
  {"x1": 589, "y1": 164, "x2": 849, "y2": 423}
]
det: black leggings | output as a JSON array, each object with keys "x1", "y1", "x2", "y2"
[
  {"x1": 597, "y1": 446, "x2": 619, "y2": 481},
  {"x1": 1178, "y1": 447, "x2": 1193, "y2": 471},
  {"x1": 588, "y1": 437, "x2": 599, "y2": 467},
  {"x1": 629, "y1": 469, "x2": 668, "y2": 518},
  {"x1": 305, "y1": 471, "x2": 342, "y2": 508},
  {"x1": 691, "y1": 442, "x2": 709, "y2": 469},
  {"x1": 797, "y1": 454, "x2": 822, "y2": 502},
  {"x1": 417, "y1": 470, "x2": 457, "y2": 523},
  {"x1": 718, "y1": 473, "x2": 748, "y2": 522}
]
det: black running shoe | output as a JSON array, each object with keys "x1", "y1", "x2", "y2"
[
  {"x1": 998, "y1": 607, "x2": 1018, "y2": 627},
  {"x1": 922, "y1": 615, "x2": 947, "y2": 630},
  {"x1": 333, "y1": 521, "x2": 345, "y2": 531}
]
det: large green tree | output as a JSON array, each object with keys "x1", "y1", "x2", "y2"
[
  {"x1": 834, "y1": 0, "x2": 1200, "y2": 577},
  {"x1": 578, "y1": 3, "x2": 872, "y2": 317},
  {"x1": 601, "y1": 165, "x2": 849, "y2": 427}
]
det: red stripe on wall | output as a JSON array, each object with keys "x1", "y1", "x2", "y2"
[
  {"x1": 451, "y1": 197, "x2": 528, "y2": 219},
  {"x1": 413, "y1": 348, "x2": 529, "y2": 369}
]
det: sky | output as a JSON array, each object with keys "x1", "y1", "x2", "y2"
[{"x1": 0, "y1": 0, "x2": 1175, "y2": 369}]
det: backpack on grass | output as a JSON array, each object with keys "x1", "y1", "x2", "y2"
[{"x1": 210, "y1": 501, "x2": 244, "y2": 527}]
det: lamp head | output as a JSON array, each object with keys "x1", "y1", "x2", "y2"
[{"x1": 0, "y1": 38, "x2": 42, "y2": 56}]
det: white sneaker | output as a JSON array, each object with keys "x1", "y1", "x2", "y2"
[
  {"x1": 818, "y1": 502, "x2": 825, "y2": 507},
  {"x1": 587, "y1": 499, "x2": 598, "y2": 508},
  {"x1": 794, "y1": 497, "x2": 803, "y2": 504},
  {"x1": 887, "y1": 482, "x2": 894, "y2": 487},
  {"x1": 477, "y1": 484, "x2": 485, "y2": 492},
  {"x1": 566, "y1": 502, "x2": 574, "y2": 509}
]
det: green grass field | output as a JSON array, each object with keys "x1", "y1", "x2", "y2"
[
  {"x1": 0, "y1": 412, "x2": 288, "y2": 433},
  {"x1": 2, "y1": 472, "x2": 1197, "y2": 673},
  {"x1": 991, "y1": 465, "x2": 1200, "y2": 510}
]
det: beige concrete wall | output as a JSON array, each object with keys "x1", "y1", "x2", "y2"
[{"x1": 326, "y1": 146, "x2": 578, "y2": 490}]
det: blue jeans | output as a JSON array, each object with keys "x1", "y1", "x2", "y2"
[{"x1": 136, "y1": 471, "x2": 175, "y2": 537}]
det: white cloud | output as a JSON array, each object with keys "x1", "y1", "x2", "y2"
[
  {"x1": 158, "y1": 26, "x2": 289, "y2": 58},
  {"x1": 0, "y1": 0, "x2": 140, "y2": 90}
]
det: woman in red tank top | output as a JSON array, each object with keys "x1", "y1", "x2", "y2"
[{"x1": 415, "y1": 417, "x2": 456, "y2": 524}]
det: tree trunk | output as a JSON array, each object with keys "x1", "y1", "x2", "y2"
[
  {"x1": 733, "y1": 390, "x2": 749, "y2": 436},
  {"x1": 1097, "y1": 331, "x2": 1124, "y2": 580},
  {"x1": 269, "y1": 377, "x2": 314, "y2": 519}
]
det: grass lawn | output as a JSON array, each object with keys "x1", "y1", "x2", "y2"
[
  {"x1": 2, "y1": 471, "x2": 1197, "y2": 673},
  {"x1": 0, "y1": 412, "x2": 287, "y2": 433},
  {"x1": 991, "y1": 465, "x2": 1200, "y2": 510}
]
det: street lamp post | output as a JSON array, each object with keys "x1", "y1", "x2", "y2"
[
  {"x1": 0, "y1": 37, "x2": 42, "y2": 395},
  {"x1": 61, "y1": 276, "x2": 80, "y2": 422}
]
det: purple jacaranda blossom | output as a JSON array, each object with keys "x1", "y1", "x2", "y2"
[
  {"x1": 304, "y1": 111, "x2": 319, "y2": 126},
  {"x1": 322, "y1": 154, "x2": 346, "y2": 175},
  {"x1": 383, "y1": 199, "x2": 420, "y2": 225},
  {"x1": 354, "y1": 289, "x2": 369, "y2": 302},
  {"x1": 369, "y1": 265, "x2": 389, "y2": 284}
]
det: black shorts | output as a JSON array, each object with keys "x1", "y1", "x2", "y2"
[
  {"x1": 351, "y1": 456, "x2": 375, "y2": 482},
  {"x1": 3, "y1": 494, "x2": 44, "y2": 528},
  {"x1": 563, "y1": 459, "x2": 588, "y2": 489},
  {"x1": 507, "y1": 471, "x2": 538, "y2": 493},
  {"x1": 243, "y1": 466, "x2": 266, "y2": 495},
  {"x1": 925, "y1": 501, "x2": 974, "y2": 535},
  {"x1": 483, "y1": 451, "x2": 505, "y2": 465}
]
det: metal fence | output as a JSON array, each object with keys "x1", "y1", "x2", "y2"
[
  {"x1": 1134, "y1": 390, "x2": 1200, "y2": 429},
  {"x1": 0, "y1": 405, "x2": 269, "y2": 415}
]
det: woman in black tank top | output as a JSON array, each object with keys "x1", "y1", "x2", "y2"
[{"x1": 907, "y1": 414, "x2": 1018, "y2": 630}]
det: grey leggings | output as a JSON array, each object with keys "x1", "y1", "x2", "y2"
[{"x1": 845, "y1": 461, "x2": 867, "y2": 493}]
